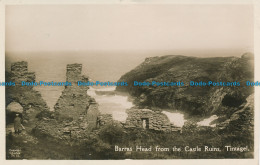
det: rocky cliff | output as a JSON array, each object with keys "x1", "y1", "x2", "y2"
[{"x1": 116, "y1": 53, "x2": 254, "y2": 118}]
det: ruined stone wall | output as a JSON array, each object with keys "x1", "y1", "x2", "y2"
[
  {"x1": 86, "y1": 103, "x2": 100, "y2": 130},
  {"x1": 11, "y1": 61, "x2": 27, "y2": 73},
  {"x1": 10, "y1": 61, "x2": 36, "y2": 84},
  {"x1": 55, "y1": 63, "x2": 92, "y2": 120},
  {"x1": 6, "y1": 61, "x2": 49, "y2": 125},
  {"x1": 54, "y1": 87, "x2": 90, "y2": 120},
  {"x1": 125, "y1": 109, "x2": 180, "y2": 132},
  {"x1": 99, "y1": 114, "x2": 113, "y2": 126},
  {"x1": 66, "y1": 64, "x2": 82, "y2": 84}
]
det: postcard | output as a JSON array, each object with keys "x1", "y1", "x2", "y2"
[{"x1": 0, "y1": 0, "x2": 259, "y2": 165}]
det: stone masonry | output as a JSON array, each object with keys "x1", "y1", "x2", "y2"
[
  {"x1": 54, "y1": 63, "x2": 104, "y2": 132},
  {"x1": 125, "y1": 109, "x2": 181, "y2": 132},
  {"x1": 54, "y1": 63, "x2": 92, "y2": 120},
  {"x1": 10, "y1": 61, "x2": 36, "y2": 86}
]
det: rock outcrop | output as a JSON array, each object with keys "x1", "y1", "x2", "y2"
[
  {"x1": 6, "y1": 102, "x2": 23, "y2": 113},
  {"x1": 218, "y1": 94, "x2": 254, "y2": 131},
  {"x1": 116, "y1": 54, "x2": 254, "y2": 118}
]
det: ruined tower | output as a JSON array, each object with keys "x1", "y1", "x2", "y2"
[
  {"x1": 66, "y1": 63, "x2": 82, "y2": 85},
  {"x1": 54, "y1": 63, "x2": 90, "y2": 120},
  {"x1": 6, "y1": 61, "x2": 49, "y2": 112},
  {"x1": 10, "y1": 61, "x2": 35, "y2": 84}
]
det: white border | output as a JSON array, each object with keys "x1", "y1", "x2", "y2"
[{"x1": 0, "y1": 0, "x2": 259, "y2": 165}]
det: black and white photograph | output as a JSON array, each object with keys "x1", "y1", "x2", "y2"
[{"x1": 1, "y1": 0, "x2": 259, "y2": 163}]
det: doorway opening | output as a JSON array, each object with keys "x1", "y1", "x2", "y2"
[{"x1": 141, "y1": 118, "x2": 149, "y2": 129}]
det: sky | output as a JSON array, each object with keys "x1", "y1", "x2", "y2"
[
  {"x1": 5, "y1": 4, "x2": 253, "y2": 54},
  {"x1": 4, "y1": 4, "x2": 254, "y2": 109},
  {"x1": 5, "y1": 4, "x2": 254, "y2": 82}
]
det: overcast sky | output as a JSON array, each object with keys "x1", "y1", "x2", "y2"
[{"x1": 5, "y1": 4, "x2": 253, "y2": 54}]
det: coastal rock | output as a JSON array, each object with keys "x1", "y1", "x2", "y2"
[
  {"x1": 6, "y1": 102, "x2": 23, "y2": 113},
  {"x1": 218, "y1": 94, "x2": 254, "y2": 130},
  {"x1": 116, "y1": 54, "x2": 254, "y2": 118}
]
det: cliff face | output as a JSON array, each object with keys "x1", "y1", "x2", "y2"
[{"x1": 116, "y1": 54, "x2": 254, "y2": 117}]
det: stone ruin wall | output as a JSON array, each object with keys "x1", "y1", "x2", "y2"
[
  {"x1": 8, "y1": 62, "x2": 181, "y2": 133},
  {"x1": 98, "y1": 114, "x2": 113, "y2": 126},
  {"x1": 6, "y1": 61, "x2": 49, "y2": 121},
  {"x1": 10, "y1": 61, "x2": 36, "y2": 86},
  {"x1": 66, "y1": 64, "x2": 89, "y2": 86},
  {"x1": 54, "y1": 63, "x2": 105, "y2": 132},
  {"x1": 125, "y1": 109, "x2": 181, "y2": 132},
  {"x1": 66, "y1": 64, "x2": 82, "y2": 85},
  {"x1": 86, "y1": 104, "x2": 114, "y2": 130},
  {"x1": 85, "y1": 103, "x2": 100, "y2": 130},
  {"x1": 55, "y1": 63, "x2": 92, "y2": 120}
]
